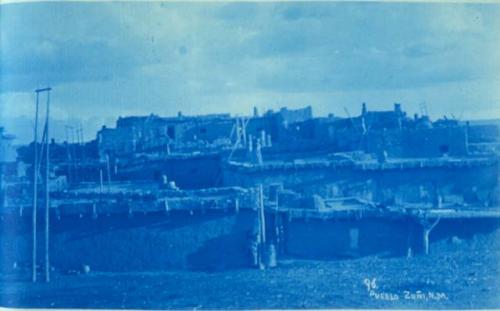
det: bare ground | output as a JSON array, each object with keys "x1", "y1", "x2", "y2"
[{"x1": 0, "y1": 233, "x2": 499, "y2": 309}]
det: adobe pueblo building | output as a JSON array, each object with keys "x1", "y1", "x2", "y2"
[{"x1": 1, "y1": 103, "x2": 499, "y2": 272}]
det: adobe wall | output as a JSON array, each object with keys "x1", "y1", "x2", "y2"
[
  {"x1": 118, "y1": 153, "x2": 222, "y2": 189},
  {"x1": 468, "y1": 124, "x2": 499, "y2": 143},
  {"x1": 1, "y1": 210, "x2": 498, "y2": 274},
  {"x1": 178, "y1": 119, "x2": 234, "y2": 143},
  {"x1": 0, "y1": 210, "x2": 257, "y2": 274},
  {"x1": 222, "y1": 161, "x2": 498, "y2": 205},
  {"x1": 97, "y1": 127, "x2": 136, "y2": 158},
  {"x1": 365, "y1": 127, "x2": 468, "y2": 158},
  {"x1": 285, "y1": 217, "x2": 500, "y2": 259}
]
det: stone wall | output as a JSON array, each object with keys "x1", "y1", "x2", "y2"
[
  {"x1": 285, "y1": 217, "x2": 500, "y2": 258},
  {"x1": 222, "y1": 160, "x2": 498, "y2": 206},
  {"x1": 118, "y1": 153, "x2": 222, "y2": 189},
  {"x1": 365, "y1": 127, "x2": 468, "y2": 158},
  {"x1": 0, "y1": 210, "x2": 257, "y2": 273},
  {"x1": 1, "y1": 209, "x2": 498, "y2": 274}
]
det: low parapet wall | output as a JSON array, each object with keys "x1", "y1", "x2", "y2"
[
  {"x1": 224, "y1": 157, "x2": 497, "y2": 173},
  {"x1": 4, "y1": 186, "x2": 252, "y2": 218},
  {"x1": 222, "y1": 157, "x2": 498, "y2": 207}
]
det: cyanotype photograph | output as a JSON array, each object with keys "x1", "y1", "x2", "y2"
[{"x1": 0, "y1": 0, "x2": 499, "y2": 309}]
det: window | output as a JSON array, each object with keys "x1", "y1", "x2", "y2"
[
  {"x1": 167, "y1": 126, "x2": 175, "y2": 139},
  {"x1": 439, "y1": 144, "x2": 449, "y2": 154}
]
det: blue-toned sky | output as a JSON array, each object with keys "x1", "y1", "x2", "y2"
[{"x1": 1, "y1": 1, "x2": 500, "y2": 143}]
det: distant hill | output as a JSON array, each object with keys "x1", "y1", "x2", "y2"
[{"x1": 462, "y1": 119, "x2": 500, "y2": 127}]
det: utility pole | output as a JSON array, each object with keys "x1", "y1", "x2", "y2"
[
  {"x1": 79, "y1": 123, "x2": 84, "y2": 146},
  {"x1": 44, "y1": 89, "x2": 51, "y2": 282},
  {"x1": 33, "y1": 87, "x2": 51, "y2": 282},
  {"x1": 73, "y1": 127, "x2": 78, "y2": 160},
  {"x1": 32, "y1": 91, "x2": 40, "y2": 282},
  {"x1": 65, "y1": 125, "x2": 73, "y2": 184},
  {"x1": 79, "y1": 123, "x2": 85, "y2": 163},
  {"x1": 69, "y1": 126, "x2": 78, "y2": 183}
]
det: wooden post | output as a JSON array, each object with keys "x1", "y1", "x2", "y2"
[
  {"x1": 65, "y1": 126, "x2": 71, "y2": 184},
  {"x1": 255, "y1": 139, "x2": 263, "y2": 165},
  {"x1": 250, "y1": 188, "x2": 260, "y2": 267},
  {"x1": 234, "y1": 197, "x2": 240, "y2": 213},
  {"x1": 70, "y1": 127, "x2": 78, "y2": 182},
  {"x1": 258, "y1": 185, "x2": 266, "y2": 269},
  {"x1": 164, "y1": 199, "x2": 170, "y2": 215},
  {"x1": 406, "y1": 222, "x2": 414, "y2": 259},
  {"x1": 44, "y1": 89, "x2": 51, "y2": 283},
  {"x1": 106, "y1": 153, "x2": 111, "y2": 193},
  {"x1": 32, "y1": 91, "x2": 40, "y2": 283},
  {"x1": 248, "y1": 134, "x2": 253, "y2": 153},
  {"x1": 423, "y1": 229, "x2": 430, "y2": 255},
  {"x1": 99, "y1": 168, "x2": 103, "y2": 197},
  {"x1": 418, "y1": 216, "x2": 441, "y2": 255},
  {"x1": 127, "y1": 203, "x2": 133, "y2": 218},
  {"x1": 273, "y1": 188, "x2": 282, "y2": 254},
  {"x1": 260, "y1": 130, "x2": 266, "y2": 148},
  {"x1": 240, "y1": 118, "x2": 247, "y2": 147},
  {"x1": 258, "y1": 185, "x2": 266, "y2": 244}
]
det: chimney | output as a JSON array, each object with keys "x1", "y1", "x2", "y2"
[
  {"x1": 362, "y1": 102, "x2": 367, "y2": 116},
  {"x1": 253, "y1": 106, "x2": 259, "y2": 117},
  {"x1": 394, "y1": 103, "x2": 402, "y2": 115}
]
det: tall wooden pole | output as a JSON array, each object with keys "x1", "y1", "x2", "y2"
[
  {"x1": 258, "y1": 184, "x2": 266, "y2": 244},
  {"x1": 258, "y1": 185, "x2": 266, "y2": 269},
  {"x1": 32, "y1": 91, "x2": 40, "y2": 282},
  {"x1": 80, "y1": 123, "x2": 84, "y2": 146},
  {"x1": 241, "y1": 118, "x2": 247, "y2": 147},
  {"x1": 79, "y1": 123, "x2": 85, "y2": 162},
  {"x1": 44, "y1": 89, "x2": 51, "y2": 282},
  {"x1": 71, "y1": 127, "x2": 77, "y2": 182},
  {"x1": 106, "y1": 153, "x2": 111, "y2": 193},
  {"x1": 65, "y1": 126, "x2": 72, "y2": 184},
  {"x1": 32, "y1": 87, "x2": 51, "y2": 282}
]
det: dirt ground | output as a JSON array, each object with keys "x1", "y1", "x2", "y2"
[{"x1": 0, "y1": 232, "x2": 499, "y2": 309}]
